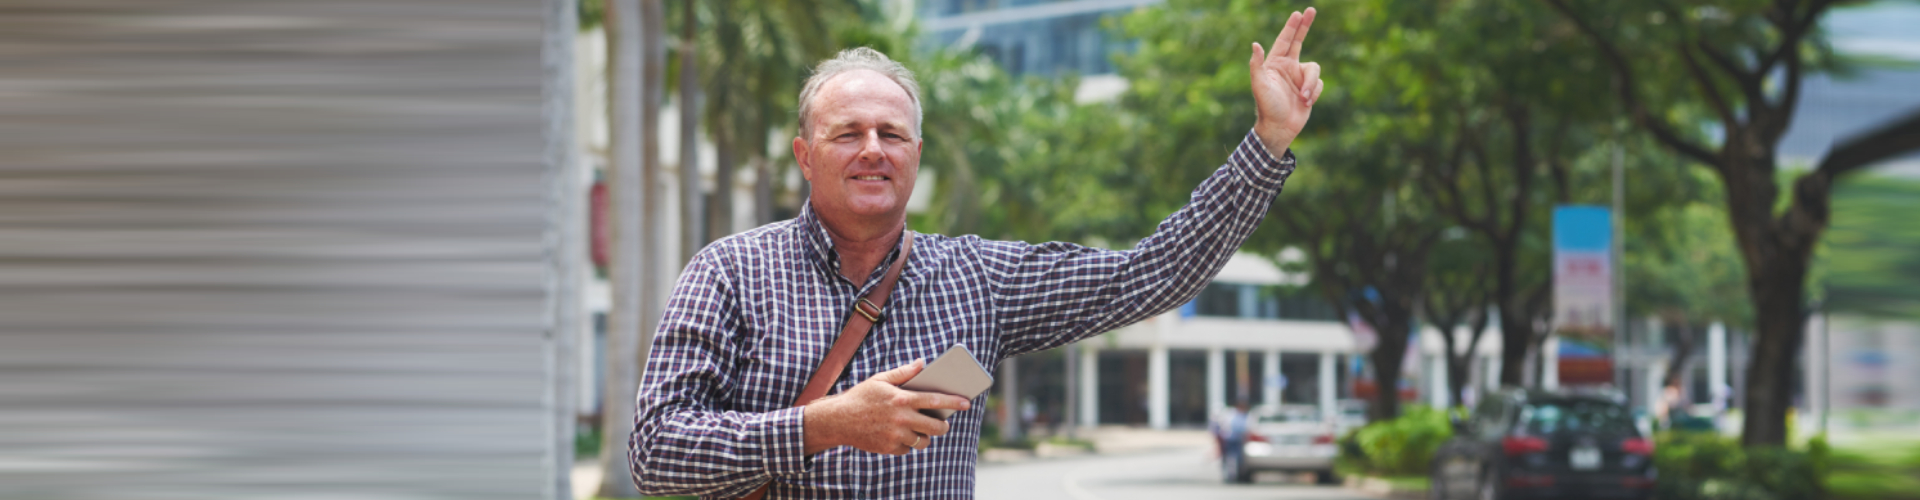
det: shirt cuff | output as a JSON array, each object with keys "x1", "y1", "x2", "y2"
[
  {"x1": 1230, "y1": 129, "x2": 1298, "y2": 193},
  {"x1": 759, "y1": 406, "x2": 809, "y2": 476}
]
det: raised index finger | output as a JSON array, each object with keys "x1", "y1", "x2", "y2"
[{"x1": 1286, "y1": 7, "x2": 1317, "y2": 59}]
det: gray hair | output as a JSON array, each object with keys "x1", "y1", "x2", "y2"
[{"x1": 797, "y1": 47, "x2": 923, "y2": 138}]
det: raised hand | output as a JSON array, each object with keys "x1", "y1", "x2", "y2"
[
  {"x1": 1249, "y1": 7, "x2": 1323, "y2": 156},
  {"x1": 801, "y1": 359, "x2": 972, "y2": 456}
]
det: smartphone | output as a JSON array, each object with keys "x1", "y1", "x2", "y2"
[{"x1": 899, "y1": 344, "x2": 994, "y2": 420}]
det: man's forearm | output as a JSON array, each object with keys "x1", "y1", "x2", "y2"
[
  {"x1": 992, "y1": 131, "x2": 1296, "y2": 356},
  {"x1": 1099, "y1": 130, "x2": 1295, "y2": 323},
  {"x1": 630, "y1": 405, "x2": 809, "y2": 497}
]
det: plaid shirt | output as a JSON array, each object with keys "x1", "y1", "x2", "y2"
[{"x1": 630, "y1": 131, "x2": 1297, "y2": 499}]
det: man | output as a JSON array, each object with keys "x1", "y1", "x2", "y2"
[
  {"x1": 632, "y1": 8, "x2": 1325, "y2": 499},
  {"x1": 1212, "y1": 397, "x2": 1255, "y2": 483}
]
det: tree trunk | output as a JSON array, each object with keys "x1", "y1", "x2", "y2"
[
  {"x1": 596, "y1": 0, "x2": 661, "y2": 497},
  {"x1": 754, "y1": 157, "x2": 774, "y2": 225},
  {"x1": 1497, "y1": 302, "x2": 1532, "y2": 388},
  {"x1": 1662, "y1": 321, "x2": 1694, "y2": 389},
  {"x1": 1719, "y1": 141, "x2": 1818, "y2": 446},
  {"x1": 1365, "y1": 316, "x2": 1413, "y2": 422},
  {"x1": 677, "y1": 1, "x2": 704, "y2": 261},
  {"x1": 710, "y1": 117, "x2": 734, "y2": 238},
  {"x1": 1740, "y1": 250, "x2": 1811, "y2": 446}
]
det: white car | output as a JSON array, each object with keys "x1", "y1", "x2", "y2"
[{"x1": 1222, "y1": 405, "x2": 1341, "y2": 484}]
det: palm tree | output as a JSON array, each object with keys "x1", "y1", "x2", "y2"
[{"x1": 676, "y1": 0, "x2": 863, "y2": 235}]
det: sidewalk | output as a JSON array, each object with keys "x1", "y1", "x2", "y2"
[
  {"x1": 981, "y1": 425, "x2": 1213, "y2": 463},
  {"x1": 576, "y1": 426, "x2": 1214, "y2": 497}
]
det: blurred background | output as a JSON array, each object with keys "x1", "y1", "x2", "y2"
[{"x1": 5, "y1": 0, "x2": 1917, "y2": 499}]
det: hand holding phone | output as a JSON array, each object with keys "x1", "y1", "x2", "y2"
[{"x1": 899, "y1": 344, "x2": 994, "y2": 419}]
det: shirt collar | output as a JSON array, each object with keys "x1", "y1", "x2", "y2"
[{"x1": 794, "y1": 199, "x2": 909, "y2": 287}]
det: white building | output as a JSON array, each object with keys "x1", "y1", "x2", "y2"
[{"x1": 1027, "y1": 253, "x2": 1503, "y2": 431}]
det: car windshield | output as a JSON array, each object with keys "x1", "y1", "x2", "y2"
[{"x1": 1518, "y1": 400, "x2": 1637, "y2": 435}]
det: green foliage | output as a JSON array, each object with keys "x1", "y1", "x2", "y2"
[
  {"x1": 576, "y1": 422, "x2": 604, "y2": 459},
  {"x1": 1652, "y1": 431, "x2": 1828, "y2": 500},
  {"x1": 1345, "y1": 405, "x2": 1455, "y2": 476},
  {"x1": 1822, "y1": 175, "x2": 1920, "y2": 319},
  {"x1": 1622, "y1": 174, "x2": 1754, "y2": 328}
]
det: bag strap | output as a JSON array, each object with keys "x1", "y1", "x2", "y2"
[{"x1": 742, "y1": 231, "x2": 914, "y2": 500}]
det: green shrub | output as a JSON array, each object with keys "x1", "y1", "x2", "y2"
[
  {"x1": 1346, "y1": 405, "x2": 1454, "y2": 476},
  {"x1": 1653, "y1": 431, "x2": 1828, "y2": 500}
]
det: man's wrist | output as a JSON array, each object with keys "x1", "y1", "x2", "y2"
[
  {"x1": 1252, "y1": 123, "x2": 1294, "y2": 161},
  {"x1": 800, "y1": 402, "x2": 837, "y2": 456}
]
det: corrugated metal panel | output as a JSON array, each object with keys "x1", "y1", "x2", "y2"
[{"x1": 0, "y1": 1, "x2": 550, "y2": 498}]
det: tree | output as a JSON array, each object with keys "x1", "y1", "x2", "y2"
[
  {"x1": 1338, "y1": 0, "x2": 1642, "y2": 388},
  {"x1": 596, "y1": 0, "x2": 663, "y2": 497},
  {"x1": 1545, "y1": 0, "x2": 1920, "y2": 445},
  {"x1": 1422, "y1": 231, "x2": 1495, "y2": 408},
  {"x1": 1260, "y1": 155, "x2": 1444, "y2": 422},
  {"x1": 672, "y1": 0, "x2": 865, "y2": 236},
  {"x1": 1100, "y1": 0, "x2": 1445, "y2": 421},
  {"x1": 1621, "y1": 166, "x2": 1751, "y2": 393}
]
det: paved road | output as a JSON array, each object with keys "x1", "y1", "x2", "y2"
[{"x1": 979, "y1": 447, "x2": 1380, "y2": 500}]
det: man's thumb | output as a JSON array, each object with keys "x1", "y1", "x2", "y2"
[{"x1": 871, "y1": 358, "x2": 925, "y2": 385}]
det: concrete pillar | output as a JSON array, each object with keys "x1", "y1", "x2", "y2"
[
  {"x1": 1149, "y1": 344, "x2": 1169, "y2": 430},
  {"x1": 1080, "y1": 345, "x2": 1100, "y2": 428},
  {"x1": 1431, "y1": 353, "x2": 1450, "y2": 408},
  {"x1": 1000, "y1": 358, "x2": 1023, "y2": 443},
  {"x1": 1207, "y1": 347, "x2": 1226, "y2": 420},
  {"x1": 1319, "y1": 351, "x2": 1337, "y2": 422},
  {"x1": 1263, "y1": 349, "x2": 1282, "y2": 409},
  {"x1": 1647, "y1": 359, "x2": 1667, "y2": 422},
  {"x1": 1486, "y1": 354, "x2": 1503, "y2": 391},
  {"x1": 1708, "y1": 322, "x2": 1728, "y2": 415},
  {"x1": 1542, "y1": 335, "x2": 1561, "y2": 391}
]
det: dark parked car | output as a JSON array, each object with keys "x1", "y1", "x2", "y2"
[{"x1": 1430, "y1": 389, "x2": 1656, "y2": 500}]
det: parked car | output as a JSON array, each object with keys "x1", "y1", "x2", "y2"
[
  {"x1": 1220, "y1": 405, "x2": 1341, "y2": 484},
  {"x1": 1430, "y1": 389, "x2": 1656, "y2": 500},
  {"x1": 1335, "y1": 398, "x2": 1368, "y2": 433}
]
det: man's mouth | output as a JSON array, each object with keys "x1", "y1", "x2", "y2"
[{"x1": 852, "y1": 175, "x2": 888, "y2": 181}]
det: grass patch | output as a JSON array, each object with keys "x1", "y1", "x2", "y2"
[{"x1": 1829, "y1": 437, "x2": 1920, "y2": 500}]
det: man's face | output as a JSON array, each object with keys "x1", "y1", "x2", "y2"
[{"x1": 794, "y1": 70, "x2": 921, "y2": 230}]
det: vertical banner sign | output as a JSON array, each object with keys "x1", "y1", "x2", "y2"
[{"x1": 1553, "y1": 206, "x2": 1614, "y2": 385}]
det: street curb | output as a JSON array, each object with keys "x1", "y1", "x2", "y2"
[{"x1": 1342, "y1": 475, "x2": 1427, "y2": 500}]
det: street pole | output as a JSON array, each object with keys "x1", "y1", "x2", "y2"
[
  {"x1": 1063, "y1": 344, "x2": 1078, "y2": 439},
  {"x1": 541, "y1": 0, "x2": 582, "y2": 498},
  {"x1": 1612, "y1": 144, "x2": 1626, "y2": 397},
  {"x1": 1000, "y1": 358, "x2": 1022, "y2": 444}
]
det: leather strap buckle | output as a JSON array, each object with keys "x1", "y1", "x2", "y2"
[{"x1": 854, "y1": 297, "x2": 884, "y2": 323}]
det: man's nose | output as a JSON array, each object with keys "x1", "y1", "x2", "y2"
[{"x1": 858, "y1": 130, "x2": 883, "y2": 162}]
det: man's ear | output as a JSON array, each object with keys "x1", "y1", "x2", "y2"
[{"x1": 792, "y1": 136, "x2": 813, "y2": 182}]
